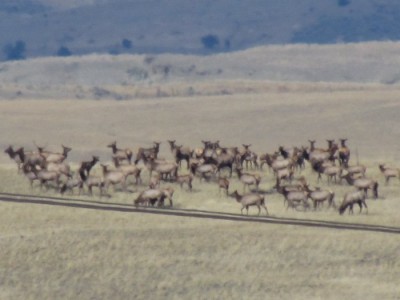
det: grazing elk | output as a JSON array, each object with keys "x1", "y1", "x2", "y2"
[
  {"x1": 229, "y1": 190, "x2": 268, "y2": 216},
  {"x1": 341, "y1": 172, "x2": 379, "y2": 199},
  {"x1": 339, "y1": 190, "x2": 368, "y2": 215},
  {"x1": 378, "y1": 164, "x2": 400, "y2": 185},
  {"x1": 167, "y1": 140, "x2": 192, "y2": 169},
  {"x1": 190, "y1": 163, "x2": 217, "y2": 182},
  {"x1": 134, "y1": 187, "x2": 174, "y2": 207},
  {"x1": 107, "y1": 141, "x2": 133, "y2": 164}
]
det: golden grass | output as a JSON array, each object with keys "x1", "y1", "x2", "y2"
[{"x1": 1, "y1": 86, "x2": 400, "y2": 299}]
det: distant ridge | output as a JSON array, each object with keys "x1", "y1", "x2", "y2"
[{"x1": 1, "y1": 0, "x2": 400, "y2": 60}]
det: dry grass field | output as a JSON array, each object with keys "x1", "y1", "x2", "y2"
[{"x1": 1, "y1": 83, "x2": 400, "y2": 299}]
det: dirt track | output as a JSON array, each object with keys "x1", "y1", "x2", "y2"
[{"x1": 1, "y1": 192, "x2": 399, "y2": 235}]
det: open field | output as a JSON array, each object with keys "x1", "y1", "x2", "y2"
[{"x1": 1, "y1": 85, "x2": 400, "y2": 299}]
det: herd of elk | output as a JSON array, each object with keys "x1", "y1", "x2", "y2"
[{"x1": 4, "y1": 137, "x2": 395, "y2": 215}]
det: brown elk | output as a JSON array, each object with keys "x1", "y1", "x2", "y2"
[
  {"x1": 229, "y1": 190, "x2": 268, "y2": 216},
  {"x1": 190, "y1": 163, "x2": 217, "y2": 182},
  {"x1": 79, "y1": 170, "x2": 104, "y2": 197},
  {"x1": 4, "y1": 146, "x2": 24, "y2": 172},
  {"x1": 175, "y1": 174, "x2": 194, "y2": 191},
  {"x1": 28, "y1": 163, "x2": 61, "y2": 191},
  {"x1": 79, "y1": 156, "x2": 99, "y2": 178},
  {"x1": 339, "y1": 190, "x2": 367, "y2": 215},
  {"x1": 107, "y1": 141, "x2": 133, "y2": 164},
  {"x1": 134, "y1": 187, "x2": 174, "y2": 207},
  {"x1": 60, "y1": 175, "x2": 84, "y2": 195},
  {"x1": 279, "y1": 186, "x2": 310, "y2": 211},
  {"x1": 235, "y1": 167, "x2": 261, "y2": 193},
  {"x1": 217, "y1": 176, "x2": 230, "y2": 196},
  {"x1": 100, "y1": 164, "x2": 127, "y2": 193},
  {"x1": 145, "y1": 156, "x2": 178, "y2": 181},
  {"x1": 134, "y1": 142, "x2": 161, "y2": 165},
  {"x1": 167, "y1": 140, "x2": 192, "y2": 169},
  {"x1": 338, "y1": 138, "x2": 350, "y2": 167},
  {"x1": 238, "y1": 144, "x2": 258, "y2": 169},
  {"x1": 44, "y1": 161, "x2": 72, "y2": 179},
  {"x1": 341, "y1": 172, "x2": 379, "y2": 199},
  {"x1": 303, "y1": 184, "x2": 335, "y2": 210},
  {"x1": 38, "y1": 144, "x2": 72, "y2": 164},
  {"x1": 112, "y1": 156, "x2": 142, "y2": 185},
  {"x1": 378, "y1": 164, "x2": 400, "y2": 185}
]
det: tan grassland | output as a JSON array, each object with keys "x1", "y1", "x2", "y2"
[{"x1": 1, "y1": 84, "x2": 400, "y2": 299}]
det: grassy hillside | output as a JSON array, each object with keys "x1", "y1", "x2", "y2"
[{"x1": 1, "y1": 42, "x2": 400, "y2": 100}]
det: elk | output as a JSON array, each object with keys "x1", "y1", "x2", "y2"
[
  {"x1": 112, "y1": 156, "x2": 142, "y2": 185},
  {"x1": 134, "y1": 187, "x2": 174, "y2": 207},
  {"x1": 107, "y1": 141, "x2": 133, "y2": 164},
  {"x1": 43, "y1": 161, "x2": 72, "y2": 179},
  {"x1": 345, "y1": 164, "x2": 366, "y2": 177},
  {"x1": 78, "y1": 156, "x2": 99, "y2": 178},
  {"x1": 238, "y1": 144, "x2": 258, "y2": 169},
  {"x1": 21, "y1": 162, "x2": 41, "y2": 188},
  {"x1": 4, "y1": 145, "x2": 24, "y2": 172},
  {"x1": 145, "y1": 157, "x2": 178, "y2": 181},
  {"x1": 338, "y1": 138, "x2": 350, "y2": 167},
  {"x1": 235, "y1": 167, "x2": 261, "y2": 193},
  {"x1": 174, "y1": 174, "x2": 193, "y2": 191},
  {"x1": 303, "y1": 184, "x2": 335, "y2": 210},
  {"x1": 279, "y1": 186, "x2": 310, "y2": 211},
  {"x1": 378, "y1": 164, "x2": 400, "y2": 185},
  {"x1": 59, "y1": 175, "x2": 84, "y2": 195},
  {"x1": 229, "y1": 190, "x2": 268, "y2": 216},
  {"x1": 341, "y1": 172, "x2": 379, "y2": 199},
  {"x1": 134, "y1": 142, "x2": 161, "y2": 165},
  {"x1": 100, "y1": 164, "x2": 127, "y2": 193},
  {"x1": 217, "y1": 176, "x2": 230, "y2": 196},
  {"x1": 339, "y1": 190, "x2": 368, "y2": 215},
  {"x1": 149, "y1": 174, "x2": 161, "y2": 189},
  {"x1": 167, "y1": 140, "x2": 192, "y2": 169},
  {"x1": 79, "y1": 170, "x2": 104, "y2": 197},
  {"x1": 39, "y1": 145, "x2": 72, "y2": 164},
  {"x1": 29, "y1": 163, "x2": 61, "y2": 191},
  {"x1": 190, "y1": 163, "x2": 217, "y2": 182}
]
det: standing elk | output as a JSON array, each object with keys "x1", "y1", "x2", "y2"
[
  {"x1": 4, "y1": 146, "x2": 24, "y2": 172},
  {"x1": 174, "y1": 174, "x2": 194, "y2": 191},
  {"x1": 38, "y1": 145, "x2": 72, "y2": 164},
  {"x1": 100, "y1": 164, "x2": 127, "y2": 193},
  {"x1": 338, "y1": 138, "x2": 350, "y2": 167},
  {"x1": 229, "y1": 190, "x2": 268, "y2": 216},
  {"x1": 107, "y1": 141, "x2": 133, "y2": 164},
  {"x1": 134, "y1": 142, "x2": 161, "y2": 165},
  {"x1": 79, "y1": 156, "x2": 99, "y2": 178},
  {"x1": 167, "y1": 140, "x2": 192, "y2": 169},
  {"x1": 217, "y1": 176, "x2": 230, "y2": 196},
  {"x1": 378, "y1": 164, "x2": 400, "y2": 185},
  {"x1": 303, "y1": 184, "x2": 335, "y2": 210},
  {"x1": 235, "y1": 167, "x2": 261, "y2": 193},
  {"x1": 112, "y1": 157, "x2": 142, "y2": 185}
]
